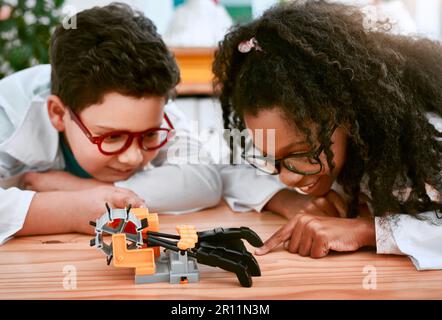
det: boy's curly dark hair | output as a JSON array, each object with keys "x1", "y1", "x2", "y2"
[
  {"x1": 213, "y1": 0, "x2": 442, "y2": 218},
  {"x1": 50, "y1": 2, "x2": 180, "y2": 112}
]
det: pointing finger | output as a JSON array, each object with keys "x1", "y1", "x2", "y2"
[{"x1": 255, "y1": 218, "x2": 296, "y2": 255}]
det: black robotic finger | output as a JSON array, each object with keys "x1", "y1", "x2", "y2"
[
  {"x1": 197, "y1": 227, "x2": 264, "y2": 248},
  {"x1": 195, "y1": 246, "x2": 253, "y2": 287},
  {"x1": 219, "y1": 239, "x2": 260, "y2": 275},
  {"x1": 198, "y1": 239, "x2": 261, "y2": 277}
]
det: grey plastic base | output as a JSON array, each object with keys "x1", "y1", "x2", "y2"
[{"x1": 135, "y1": 250, "x2": 199, "y2": 284}]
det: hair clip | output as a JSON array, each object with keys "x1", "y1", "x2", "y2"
[{"x1": 238, "y1": 37, "x2": 262, "y2": 53}]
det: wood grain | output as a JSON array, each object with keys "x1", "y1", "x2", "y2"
[{"x1": 1, "y1": 203, "x2": 441, "y2": 300}]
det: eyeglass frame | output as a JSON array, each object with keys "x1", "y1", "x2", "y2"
[
  {"x1": 67, "y1": 107, "x2": 175, "y2": 156},
  {"x1": 243, "y1": 124, "x2": 338, "y2": 176}
]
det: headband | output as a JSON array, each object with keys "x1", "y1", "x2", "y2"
[{"x1": 238, "y1": 37, "x2": 263, "y2": 53}]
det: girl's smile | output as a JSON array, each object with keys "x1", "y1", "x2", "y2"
[{"x1": 293, "y1": 177, "x2": 321, "y2": 194}]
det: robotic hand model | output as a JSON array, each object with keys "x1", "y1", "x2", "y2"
[{"x1": 90, "y1": 204, "x2": 264, "y2": 287}]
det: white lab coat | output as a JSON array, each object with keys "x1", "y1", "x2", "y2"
[
  {"x1": 220, "y1": 164, "x2": 286, "y2": 212},
  {"x1": 0, "y1": 65, "x2": 222, "y2": 244}
]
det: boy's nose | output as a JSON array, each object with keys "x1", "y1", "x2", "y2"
[
  {"x1": 117, "y1": 139, "x2": 143, "y2": 167},
  {"x1": 278, "y1": 166, "x2": 304, "y2": 188}
]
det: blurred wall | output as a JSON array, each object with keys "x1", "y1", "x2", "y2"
[{"x1": 63, "y1": 0, "x2": 174, "y2": 35}]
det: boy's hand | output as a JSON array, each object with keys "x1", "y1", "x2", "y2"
[
  {"x1": 71, "y1": 185, "x2": 146, "y2": 235},
  {"x1": 16, "y1": 186, "x2": 146, "y2": 237},
  {"x1": 21, "y1": 171, "x2": 107, "y2": 192},
  {"x1": 255, "y1": 214, "x2": 375, "y2": 257}
]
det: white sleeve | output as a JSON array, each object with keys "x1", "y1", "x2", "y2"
[
  {"x1": 220, "y1": 164, "x2": 286, "y2": 213},
  {"x1": 0, "y1": 187, "x2": 36, "y2": 245},
  {"x1": 115, "y1": 101, "x2": 222, "y2": 214},
  {"x1": 115, "y1": 164, "x2": 221, "y2": 214},
  {"x1": 375, "y1": 212, "x2": 442, "y2": 270},
  {"x1": 0, "y1": 79, "x2": 38, "y2": 245}
]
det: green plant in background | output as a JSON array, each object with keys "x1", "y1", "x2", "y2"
[{"x1": 0, "y1": 0, "x2": 65, "y2": 79}]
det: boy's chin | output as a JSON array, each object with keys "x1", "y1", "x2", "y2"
[
  {"x1": 91, "y1": 164, "x2": 147, "y2": 183},
  {"x1": 95, "y1": 167, "x2": 140, "y2": 182}
]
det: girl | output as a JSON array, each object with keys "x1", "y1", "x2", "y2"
[{"x1": 213, "y1": 0, "x2": 442, "y2": 269}]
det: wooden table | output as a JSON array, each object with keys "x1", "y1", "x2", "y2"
[{"x1": 1, "y1": 203, "x2": 442, "y2": 300}]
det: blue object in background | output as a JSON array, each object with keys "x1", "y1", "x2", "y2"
[{"x1": 174, "y1": 0, "x2": 185, "y2": 7}]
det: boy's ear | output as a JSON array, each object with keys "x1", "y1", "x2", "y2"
[{"x1": 47, "y1": 95, "x2": 67, "y2": 132}]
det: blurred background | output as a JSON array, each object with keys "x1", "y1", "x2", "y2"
[{"x1": 1, "y1": 0, "x2": 442, "y2": 161}]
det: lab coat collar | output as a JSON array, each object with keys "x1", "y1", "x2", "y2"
[{"x1": 0, "y1": 90, "x2": 60, "y2": 167}]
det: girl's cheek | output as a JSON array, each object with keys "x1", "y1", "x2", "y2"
[{"x1": 312, "y1": 175, "x2": 334, "y2": 197}]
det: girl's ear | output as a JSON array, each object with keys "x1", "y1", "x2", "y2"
[{"x1": 47, "y1": 95, "x2": 67, "y2": 132}]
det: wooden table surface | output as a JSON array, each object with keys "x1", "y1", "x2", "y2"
[{"x1": 1, "y1": 203, "x2": 442, "y2": 300}]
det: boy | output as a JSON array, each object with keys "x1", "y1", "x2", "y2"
[{"x1": 0, "y1": 3, "x2": 222, "y2": 243}]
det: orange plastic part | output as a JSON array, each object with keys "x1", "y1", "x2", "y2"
[
  {"x1": 176, "y1": 225, "x2": 198, "y2": 250},
  {"x1": 132, "y1": 208, "x2": 161, "y2": 257},
  {"x1": 112, "y1": 233, "x2": 156, "y2": 276}
]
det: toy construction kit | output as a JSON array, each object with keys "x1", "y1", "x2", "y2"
[{"x1": 90, "y1": 204, "x2": 263, "y2": 287}]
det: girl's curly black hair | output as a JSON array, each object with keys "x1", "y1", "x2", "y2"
[{"x1": 213, "y1": 0, "x2": 442, "y2": 218}]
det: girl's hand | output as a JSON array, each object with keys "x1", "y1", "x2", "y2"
[
  {"x1": 255, "y1": 214, "x2": 375, "y2": 258},
  {"x1": 21, "y1": 170, "x2": 108, "y2": 192},
  {"x1": 70, "y1": 185, "x2": 146, "y2": 235}
]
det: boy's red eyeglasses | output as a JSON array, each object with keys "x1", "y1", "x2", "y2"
[{"x1": 67, "y1": 108, "x2": 175, "y2": 156}]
